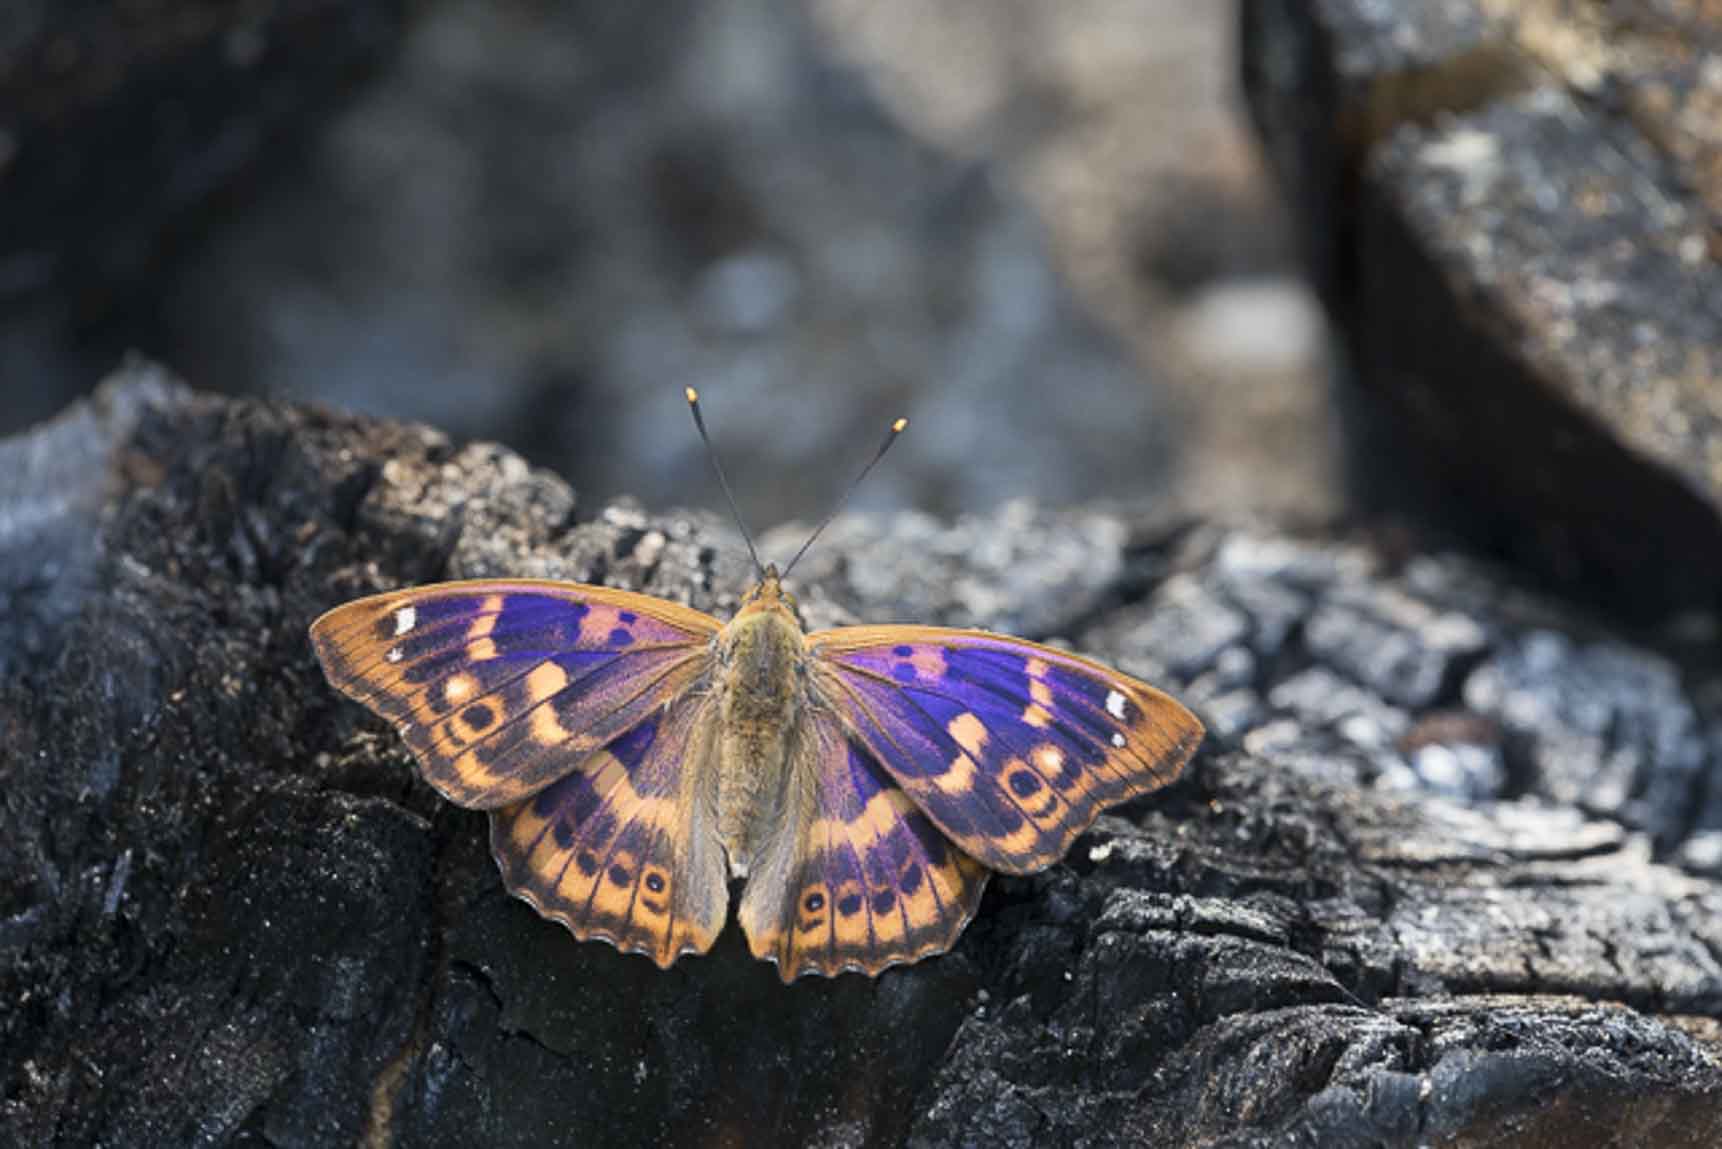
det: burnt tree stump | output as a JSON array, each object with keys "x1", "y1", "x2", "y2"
[
  {"x1": 1242, "y1": 0, "x2": 1722, "y2": 619},
  {"x1": 2, "y1": 371, "x2": 1721, "y2": 1145}
]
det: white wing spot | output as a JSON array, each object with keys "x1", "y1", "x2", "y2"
[
  {"x1": 444, "y1": 674, "x2": 477, "y2": 707},
  {"x1": 386, "y1": 646, "x2": 404, "y2": 664},
  {"x1": 393, "y1": 606, "x2": 417, "y2": 636},
  {"x1": 1111, "y1": 732, "x2": 1127, "y2": 748},
  {"x1": 1106, "y1": 690, "x2": 1128, "y2": 720}
]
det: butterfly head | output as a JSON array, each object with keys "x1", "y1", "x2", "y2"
[{"x1": 736, "y1": 563, "x2": 799, "y2": 620}]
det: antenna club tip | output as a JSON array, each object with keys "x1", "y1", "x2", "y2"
[
  {"x1": 892, "y1": 417, "x2": 909, "y2": 433},
  {"x1": 685, "y1": 386, "x2": 700, "y2": 404}
]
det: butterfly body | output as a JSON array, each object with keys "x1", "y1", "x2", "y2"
[
  {"x1": 712, "y1": 571, "x2": 806, "y2": 876},
  {"x1": 310, "y1": 566, "x2": 1202, "y2": 981}
]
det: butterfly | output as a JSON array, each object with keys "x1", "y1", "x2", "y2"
[{"x1": 308, "y1": 390, "x2": 1203, "y2": 981}]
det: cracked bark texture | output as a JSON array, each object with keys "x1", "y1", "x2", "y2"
[
  {"x1": 4, "y1": 371, "x2": 1722, "y2": 1147},
  {"x1": 1241, "y1": 0, "x2": 1722, "y2": 619}
]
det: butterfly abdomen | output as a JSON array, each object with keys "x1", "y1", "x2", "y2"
[{"x1": 713, "y1": 607, "x2": 807, "y2": 876}]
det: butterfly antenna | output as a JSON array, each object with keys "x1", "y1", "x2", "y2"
[
  {"x1": 685, "y1": 387, "x2": 766, "y2": 579},
  {"x1": 781, "y1": 415, "x2": 908, "y2": 579}
]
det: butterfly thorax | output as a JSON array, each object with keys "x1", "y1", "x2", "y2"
[{"x1": 711, "y1": 579, "x2": 808, "y2": 878}]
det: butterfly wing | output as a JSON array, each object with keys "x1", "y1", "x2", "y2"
[
  {"x1": 737, "y1": 709, "x2": 989, "y2": 981},
  {"x1": 309, "y1": 579, "x2": 720, "y2": 808},
  {"x1": 489, "y1": 694, "x2": 729, "y2": 967},
  {"x1": 806, "y1": 626, "x2": 1203, "y2": 874}
]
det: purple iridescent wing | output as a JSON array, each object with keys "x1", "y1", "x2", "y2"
[
  {"x1": 806, "y1": 626, "x2": 1203, "y2": 874},
  {"x1": 309, "y1": 579, "x2": 720, "y2": 808},
  {"x1": 488, "y1": 694, "x2": 729, "y2": 967},
  {"x1": 738, "y1": 708, "x2": 989, "y2": 981}
]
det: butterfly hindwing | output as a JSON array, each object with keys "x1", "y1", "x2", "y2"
[
  {"x1": 489, "y1": 695, "x2": 729, "y2": 967},
  {"x1": 738, "y1": 712, "x2": 989, "y2": 981},
  {"x1": 807, "y1": 626, "x2": 1203, "y2": 874},
  {"x1": 309, "y1": 579, "x2": 721, "y2": 808}
]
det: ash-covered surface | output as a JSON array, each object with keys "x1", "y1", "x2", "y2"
[
  {"x1": 4, "y1": 374, "x2": 1722, "y2": 1146},
  {"x1": 1241, "y1": 0, "x2": 1722, "y2": 618}
]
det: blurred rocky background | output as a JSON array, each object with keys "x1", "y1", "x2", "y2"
[{"x1": 0, "y1": 0, "x2": 1328, "y2": 527}]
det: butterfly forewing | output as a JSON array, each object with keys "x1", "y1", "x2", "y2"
[
  {"x1": 807, "y1": 626, "x2": 1203, "y2": 874},
  {"x1": 738, "y1": 710, "x2": 989, "y2": 981},
  {"x1": 489, "y1": 694, "x2": 729, "y2": 967},
  {"x1": 309, "y1": 580, "x2": 721, "y2": 808}
]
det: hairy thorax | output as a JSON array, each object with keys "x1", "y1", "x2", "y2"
[{"x1": 713, "y1": 605, "x2": 806, "y2": 875}]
